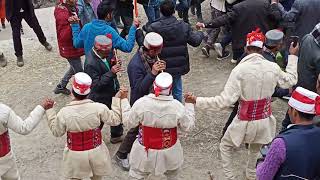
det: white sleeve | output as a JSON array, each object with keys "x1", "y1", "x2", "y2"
[
  {"x1": 3, "y1": 105, "x2": 45, "y2": 135},
  {"x1": 196, "y1": 68, "x2": 241, "y2": 111},
  {"x1": 45, "y1": 108, "x2": 67, "y2": 137},
  {"x1": 100, "y1": 98, "x2": 122, "y2": 126},
  {"x1": 121, "y1": 99, "x2": 141, "y2": 129},
  {"x1": 178, "y1": 103, "x2": 196, "y2": 132},
  {"x1": 277, "y1": 55, "x2": 298, "y2": 89}
]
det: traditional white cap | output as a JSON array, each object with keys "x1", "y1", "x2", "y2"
[
  {"x1": 143, "y1": 32, "x2": 163, "y2": 49},
  {"x1": 288, "y1": 87, "x2": 320, "y2": 115},
  {"x1": 72, "y1": 72, "x2": 92, "y2": 96},
  {"x1": 153, "y1": 72, "x2": 173, "y2": 97}
]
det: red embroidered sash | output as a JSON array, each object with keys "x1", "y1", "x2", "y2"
[
  {"x1": 138, "y1": 125, "x2": 177, "y2": 150},
  {"x1": 237, "y1": 97, "x2": 272, "y2": 121},
  {"x1": 0, "y1": 131, "x2": 11, "y2": 157},
  {"x1": 67, "y1": 128, "x2": 102, "y2": 151}
]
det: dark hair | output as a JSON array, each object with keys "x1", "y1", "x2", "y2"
[
  {"x1": 97, "y1": 1, "x2": 115, "y2": 20},
  {"x1": 297, "y1": 111, "x2": 315, "y2": 121},
  {"x1": 160, "y1": 0, "x2": 175, "y2": 17},
  {"x1": 265, "y1": 44, "x2": 277, "y2": 50},
  {"x1": 246, "y1": 46, "x2": 263, "y2": 53},
  {"x1": 72, "y1": 89, "x2": 87, "y2": 100}
]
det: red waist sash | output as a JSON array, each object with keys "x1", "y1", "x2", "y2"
[
  {"x1": 138, "y1": 125, "x2": 177, "y2": 150},
  {"x1": 0, "y1": 131, "x2": 11, "y2": 157},
  {"x1": 67, "y1": 128, "x2": 102, "y2": 151},
  {"x1": 237, "y1": 97, "x2": 272, "y2": 121}
]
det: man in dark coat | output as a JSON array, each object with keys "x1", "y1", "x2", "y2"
[
  {"x1": 196, "y1": 0, "x2": 281, "y2": 64},
  {"x1": 140, "y1": 0, "x2": 203, "y2": 102},
  {"x1": 84, "y1": 35, "x2": 124, "y2": 144},
  {"x1": 281, "y1": 23, "x2": 320, "y2": 129},
  {"x1": 114, "y1": 0, "x2": 134, "y2": 38},
  {"x1": 6, "y1": 0, "x2": 52, "y2": 67},
  {"x1": 114, "y1": 32, "x2": 166, "y2": 171},
  {"x1": 273, "y1": 0, "x2": 320, "y2": 40}
]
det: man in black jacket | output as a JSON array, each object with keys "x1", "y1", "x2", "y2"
[
  {"x1": 84, "y1": 35, "x2": 124, "y2": 143},
  {"x1": 196, "y1": 0, "x2": 281, "y2": 64},
  {"x1": 6, "y1": 0, "x2": 52, "y2": 67},
  {"x1": 140, "y1": 0, "x2": 203, "y2": 102},
  {"x1": 281, "y1": 23, "x2": 320, "y2": 129}
]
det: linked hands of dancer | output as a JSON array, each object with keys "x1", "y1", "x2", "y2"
[
  {"x1": 196, "y1": 22, "x2": 205, "y2": 30},
  {"x1": 115, "y1": 87, "x2": 128, "y2": 99},
  {"x1": 184, "y1": 92, "x2": 197, "y2": 104},
  {"x1": 41, "y1": 98, "x2": 55, "y2": 110},
  {"x1": 152, "y1": 60, "x2": 166, "y2": 76}
]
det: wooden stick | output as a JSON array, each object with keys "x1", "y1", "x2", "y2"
[{"x1": 134, "y1": 0, "x2": 138, "y2": 18}]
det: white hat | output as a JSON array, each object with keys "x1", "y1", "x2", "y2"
[
  {"x1": 153, "y1": 72, "x2": 173, "y2": 97},
  {"x1": 144, "y1": 32, "x2": 163, "y2": 49},
  {"x1": 72, "y1": 72, "x2": 92, "y2": 96},
  {"x1": 288, "y1": 87, "x2": 320, "y2": 115},
  {"x1": 246, "y1": 28, "x2": 266, "y2": 49}
]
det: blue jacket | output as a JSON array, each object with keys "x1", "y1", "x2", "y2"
[
  {"x1": 275, "y1": 125, "x2": 320, "y2": 179},
  {"x1": 71, "y1": 19, "x2": 136, "y2": 54},
  {"x1": 127, "y1": 50, "x2": 156, "y2": 105}
]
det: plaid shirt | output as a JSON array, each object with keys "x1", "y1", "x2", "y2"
[{"x1": 311, "y1": 23, "x2": 320, "y2": 47}]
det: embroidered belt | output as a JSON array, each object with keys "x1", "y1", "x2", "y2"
[
  {"x1": 67, "y1": 128, "x2": 102, "y2": 151},
  {"x1": 237, "y1": 97, "x2": 272, "y2": 121},
  {"x1": 138, "y1": 124, "x2": 177, "y2": 150},
  {"x1": 0, "y1": 131, "x2": 11, "y2": 157}
]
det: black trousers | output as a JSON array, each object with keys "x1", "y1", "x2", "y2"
[
  {"x1": 10, "y1": 11, "x2": 46, "y2": 57},
  {"x1": 116, "y1": 126, "x2": 139, "y2": 159},
  {"x1": 115, "y1": 4, "x2": 133, "y2": 38}
]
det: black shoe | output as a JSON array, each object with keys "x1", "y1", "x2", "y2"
[
  {"x1": 201, "y1": 45, "x2": 210, "y2": 58},
  {"x1": 0, "y1": 53, "x2": 7, "y2": 67},
  {"x1": 54, "y1": 85, "x2": 71, "y2": 95},
  {"x1": 17, "y1": 56, "x2": 24, "y2": 67},
  {"x1": 217, "y1": 50, "x2": 231, "y2": 61},
  {"x1": 43, "y1": 42, "x2": 52, "y2": 51}
]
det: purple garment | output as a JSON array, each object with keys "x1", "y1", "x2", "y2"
[
  {"x1": 90, "y1": 0, "x2": 101, "y2": 17},
  {"x1": 256, "y1": 138, "x2": 286, "y2": 180}
]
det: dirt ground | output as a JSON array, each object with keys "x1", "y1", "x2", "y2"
[{"x1": 0, "y1": 2, "x2": 288, "y2": 180}]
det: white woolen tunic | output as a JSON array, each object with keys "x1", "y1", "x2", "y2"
[
  {"x1": 0, "y1": 104, "x2": 45, "y2": 177},
  {"x1": 45, "y1": 98, "x2": 122, "y2": 179},
  {"x1": 197, "y1": 53, "x2": 298, "y2": 146},
  {"x1": 121, "y1": 94, "x2": 196, "y2": 176}
]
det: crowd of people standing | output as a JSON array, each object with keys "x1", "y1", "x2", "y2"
[{"x1": 0, "y1": 0, "x2": 320, "y2": 179}]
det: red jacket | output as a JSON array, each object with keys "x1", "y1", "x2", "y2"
[{"x1": 54, "y1": 5, "x2": 84, "y2": 59}]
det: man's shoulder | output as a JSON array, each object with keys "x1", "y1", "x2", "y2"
[{"x1": 0, "y1": 103, "x2": 11, "y2": 116}]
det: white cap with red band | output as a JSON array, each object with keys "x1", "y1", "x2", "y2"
[
  {"x1": 246, "y1": 28, "x2": 266, "y2": 49},
  {"x1": 73, "y1": 72, "x2": 92, "y2": 96},
  {"x1": 289, "y1": 87, "x2": 320, "y2": 115},
  {"x1": 153, "y1": 72, "x2": 173, "y2": 97},
  {"x1": 144, "y1": 32, "x2": 163, "y2": 49}
]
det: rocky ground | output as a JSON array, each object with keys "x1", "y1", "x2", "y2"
[{"x1": 0, "y1": 2, "x2": 288, "y2": 180}]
